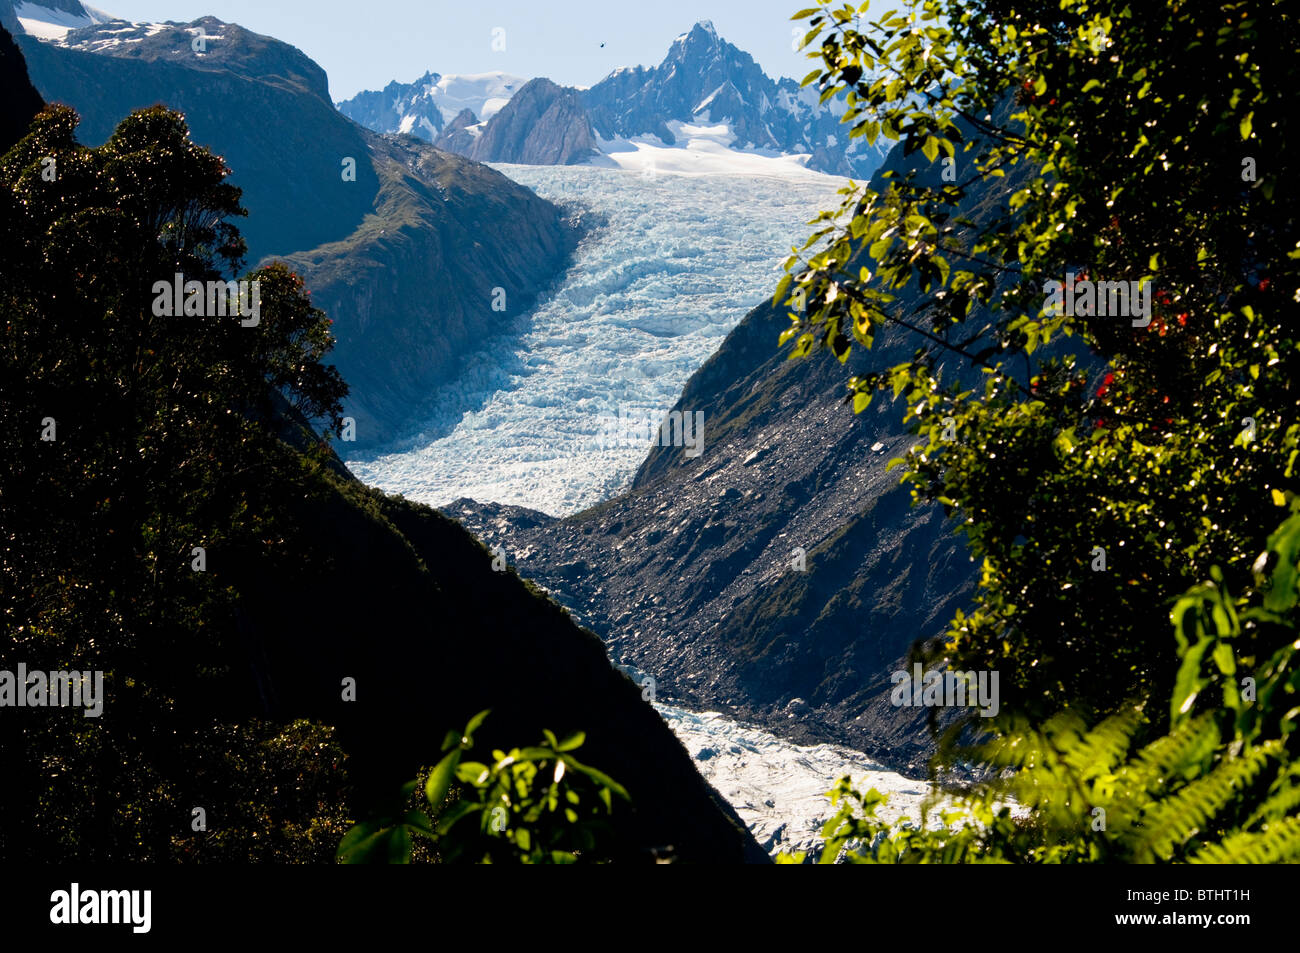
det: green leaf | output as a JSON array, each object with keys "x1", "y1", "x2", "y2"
[
  {"x1": 425, "y1": 748, "x2": 461, "y2": 807},
  {"x1": 465, "y1": 708, "x2": 491, "y2": 739},
  {"x1": 455, "y1": 761, "x2": 491, "y2": 785},
  {"x1": 336, "y1": 821, "x2": 382, "y2": 863},
  {"x1": 558, "y1": 754, "x2": 631, "y2": 802},
  {"x1": 772, "y1": 272, "x2": 792, "y2": 308},
  {"x1": 436, "y1": 801, "x2": 482, "y2": 835},
  {"x1": 400, "y1": 810, "x2": 435, "y2": 838},
  {"x1": 556, "y1": 731, "x2": 586, "y2": 752}
]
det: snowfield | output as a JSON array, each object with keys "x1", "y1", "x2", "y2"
[
  {"x1": 424, "y1": 71, "x2": 526, "y2": 124},
  {"x1": 591, "y1": 119, "x2": 832, "y2": 179},
  {"x1": 345, "y1": 161, "x2": 847, "y2": 515},
  {"x1": 13, "y1": 1, "x2": 114, "y2": 40}
]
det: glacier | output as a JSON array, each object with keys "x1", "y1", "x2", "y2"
[
  {"x1": 345, "y1": 160, "x2": 848, "y2": 516},
  {"x1": 660, "y1": 704, "x2": 936, "y2": 858},
  {"x1": 342, "y1": 159, "x2": 935, "y2": 860}
]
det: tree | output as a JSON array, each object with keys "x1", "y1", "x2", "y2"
[
  {"x1": 0, "y1": 104, "x2": 348, "y2": 859},
  {"x1": 775, "y1": 0, "x2": 1298, "y2": 862},
  {"x1": 780, "y1": 0, "x2": 1298, "y2": 726}
]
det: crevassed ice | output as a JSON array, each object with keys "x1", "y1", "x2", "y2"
[
  {"x1": 658, "y1": 705, "x2": 933, "y2": 859},
  {"x1": 345, "y1": 162, "x2": 847, "y2": 517}
]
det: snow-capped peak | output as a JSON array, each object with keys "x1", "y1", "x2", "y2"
[{"x1": 10, "y1": 1, "x2": 115, "y2": 41}]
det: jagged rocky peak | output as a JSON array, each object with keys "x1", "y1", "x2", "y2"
[
  {"x1": 432, "y1": 106, "x2": 480, "y2": 154},
  {"x1": 670, "y1": 19, "x2": 722, "y2": 54},
  {"x1": 465, "y1": 77, "x2": 598, "y2": 165},
  {"x1": 338, "y1": 70, "x2": 526, "y2": 143},
  {"x1": 337, "y1": 20, "x2": 886, "y2": 177},
  {"x1": 579, "y1": 20, "x2": 883, "y2": 177},
  {"x1": 337, "y1": 69, "x2": 446, "y2": 141}
]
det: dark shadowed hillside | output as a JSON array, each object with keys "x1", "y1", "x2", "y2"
[{"x1": 0, "y1": 28, "x2": 764, "y2": 864}]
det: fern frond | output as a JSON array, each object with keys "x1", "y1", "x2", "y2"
[
  {"x1": 1129, "y1": 713, "x2": 1219, "y2": 793},
  {"x1": 1245, "y1": 767, "x2": 1300, "y2": 826},
  {"x1": 1136, "y1": 741, "x2": 1278, "y2": 862},
  {"x1": 1061, "y1": 706, "x2": 1144, "y2": 781},
  {"x1": 1190, "y1": 814, "x2": 1300, "y2": 864}
]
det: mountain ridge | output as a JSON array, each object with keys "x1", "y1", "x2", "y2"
[
  {"x1": 15, "y1": 15, "x2": 579, "y2": 447},
  {"x1": 341, "y1": 20, "x2": 885, "y2": 178}
]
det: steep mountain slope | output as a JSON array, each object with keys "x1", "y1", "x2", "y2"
[
  {"x1": 583, "y1": 21, "x2": 882, "y2": 177},
  {"x1": 446, "y1": 309, "x2": 973, "y2": 773},
  {"x1": 17, "y1": 15, "x2": 374, "y2": 259},
  {"x1": 459, "y1": 77, "x2": 598, "y2": 165},
  {"x1": 0, "y1": 23, "x2": 42, "y2": 146},
  {"x1": 239, "y1": 458, "x2": 769, "y2": 863},
  {"x1": 0, "y1": 31, "x2": 764, "y2": 864},
  {"x1": 15, "y1": 16, "x2": 578, "y2": 446}
]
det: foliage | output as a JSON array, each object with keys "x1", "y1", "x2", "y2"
[
  {"x1": 337, "y1": 711, "x2": 630, "y2": 864},
  {"x1": 778, "y1": 0, "x2": 1298, "y2": 862},
  {"x1": 779, "y1": 513, "x2": 1300, "y2": 863},
  {"x1": 780, "y1": 0, "x2": 1299, "y2": 727},
  {"x1": 0, "y1": 104, "x2": 349, "y2": 859}
]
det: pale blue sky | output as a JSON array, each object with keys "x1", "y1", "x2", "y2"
[{"x1": 104, "y1": 1, "x2": 841, "y2": 101}]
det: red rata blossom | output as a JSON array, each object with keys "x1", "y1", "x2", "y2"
[{"x1": 1259, "y1": 278, "x2": 1271, "y2": 291}]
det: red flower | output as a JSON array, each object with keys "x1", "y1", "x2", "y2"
[
  {"x1": 1177, "y1": 313, "x2": 1187, "y2": 326},
  {"x1": 1259, "y1": 278, "x2": 1271, "y2": 291}
]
